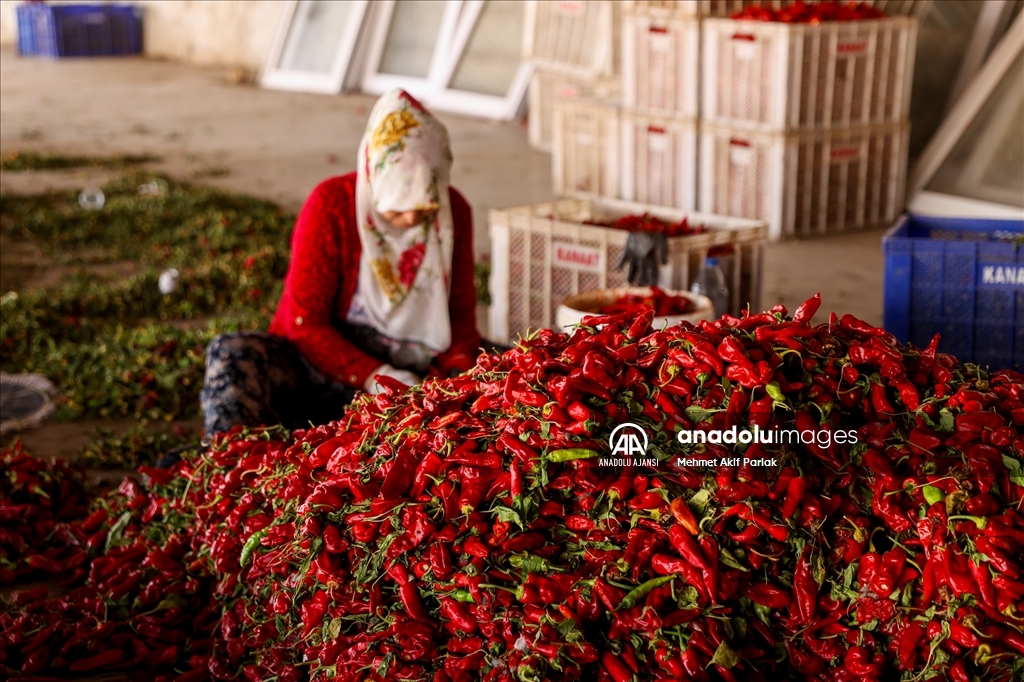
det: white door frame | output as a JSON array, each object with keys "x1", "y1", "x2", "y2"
[
  {"x1": 429, "y1": 0, "x2": 534, "y2": 120},
  {"x1": 259, "y1": 0, "x2": 370, "y2": 94},
  {"x1": 359, "y1": 0, "x2": 466, "y2": 102},
  {"x1": 360, "y1": 0, "x2": 530, "y2": 121}
]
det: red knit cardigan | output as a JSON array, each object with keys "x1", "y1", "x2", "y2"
[{"x1": 269, "y1": 173, "x2": 481, "y2": 388}]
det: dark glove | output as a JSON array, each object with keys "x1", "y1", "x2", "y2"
[{"x1": 616, "y1": 231, "x2": 667, "y2": 287}]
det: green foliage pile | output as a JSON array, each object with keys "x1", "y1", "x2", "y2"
[
  {"x1": 1, "y1": 170, "x2": 294, "y2": 421},
  {"x1": 0, "y1": 150, "x2": 160, "y2": 172}
]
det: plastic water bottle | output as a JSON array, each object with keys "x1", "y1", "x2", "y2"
[
  {"x1": 158, "y1": 268, "x2": 179, "y2": 295},
  {"x1": 78, "y1": 188, "x2": 105, "y2": 210},
  {"x1": 691, "y1": 256, "x2": 729, "y2": 318}
]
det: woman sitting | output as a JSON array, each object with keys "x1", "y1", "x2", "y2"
[{"x1": 200, "y1": 89, "x2": 481, "y2": 436}]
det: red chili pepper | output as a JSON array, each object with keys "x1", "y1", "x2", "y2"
[
  {"x1": 781, "y1": 476, "x2": 806, "y2": 520},
  {"x1": 301, "y1": 590, "x2": 329, "y2": 638},
  {"x1": 650, "y1": 554, "x2": 705, "y2": 595},
  {"x1": 976, "y1": 537, "x2": 1019, "y2": 578},
  {"x1": 792, "y1": 548, "x2": 816, "y2": 624},
  {"x1": 669, "y1": 497, "x2": 699, "y2": 535},
  {"x1": 869, "y1": 382, "x2": 895, "y2": 416},
  {"x1": 948, "y1": 620, "x2": 979, "y2": 648},
  {"x1": 589, "y1": 578, "x2": 625, "y2": 613},
  {"x1": 946, "y1": 551, "x2": 979, "y2": 598},
  {"x1": 894, "y1": 377, "x2": 920, "y2": 410},
  {"x1": 668, "y1": 525, "x2": 705, "y2": 570},
  {"x1": 969, "y1": 556, "x2": 997, "y2": 608},
  {"x1": 697, "y1": 536, "x2": 720, "y2": 604},
  {"x1": 601, "y1": 651, "x2": 635, "y2": 682},
  {"x1": 399, "y1": 583, "x2": 432, "y2": 622},
  {"x1": 68, "y1": 648, "x2": 124, "y2": 672},
  {"x1": 872, "y1": 476, "x2": 912, "y2": 533},
  {"x1": 628, "y1": 490, "x2": 665, "y2": 511},
  {"x1": 843, "y1": 645, "x2": 883, "y2": 676},
  {"x1": 792, "y1": 293, "x2": 820, "y2": 323},
  {"x1": 1005, "y1": 631, "x2": 1024, "y2": 657},
  {"x1": 870, "y1": 548, "x2": 905, "y2": 598},
  {"x1": 440, "y1": 597, "x2": 476, "y2": 633},
  {"x1": 80, "y1": 507, "x2": 109, "y2": 533},
  {"x1": 742, "y1": 582, "x2": 792, "y2": 609}
]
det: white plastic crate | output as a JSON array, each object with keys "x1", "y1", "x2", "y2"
[
  {"x1": 620, "y1": 112, "x2": 697, "y2": 210},
  {"x1": 622, "y1": 2, "x2": 927, "y2": 19},
  {"x1": 702, "y1": 16, "x2": 917, "y2": 132},
  {"x1": 525, "y1": 1, "x2": 616, "y2": 75},
  {"x1": 529, "y1": 70, "x2": 621, "y2": 152},
  {"x1": 622, "y1": 1, "x2": 794, "y2": 18},
  {"x1": 698, "y1": 122, "x2": 909, "y2": 240},
  {"x1": 552, "y1": 98, "x2": 621, "y2": 198},
  {"x1": 622, "y1": 12, "x2": 699, "y2": 118},
  {"x1": 489, "y1": 198, "x2": 768, "y2": 343}
]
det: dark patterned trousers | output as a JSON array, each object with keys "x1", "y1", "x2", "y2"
[{"x1": 200, "y1": 332, "x2": 357, "y2": 436}]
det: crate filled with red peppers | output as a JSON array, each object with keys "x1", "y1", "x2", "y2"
[
  {"x1": 3, "y1": 295, "x2": 1024, "y2": 680},
  {"x1": 698, "y1": 2, "x2": 915, "y2": 240},
  {"x1": 701, "y1": 2, "x2": 917, "y2": 133},
  {"x1": 488, "y1": 197, "x2": 767, "y2": 344}
]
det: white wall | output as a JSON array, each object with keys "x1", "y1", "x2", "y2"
[{"x1": 0, "y1": 0, "x2": 287, "y2": 71}]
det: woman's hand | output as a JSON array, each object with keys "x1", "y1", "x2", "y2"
[{"x1": 364, "y1": 364, "x2": 420, "y2": 394}]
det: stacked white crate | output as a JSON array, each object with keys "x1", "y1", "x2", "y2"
[
  {"x1": 516, "y1": 0, "x2": 773, "y2": 346},
  {"x1": 552, "y1": 98, "x2": 622, "y2": 198},
  {"x1": 551, "y1": 2, "x2": 702, "y2": 207},
  {"x1": 548, "y1": 1, "x2": 815, "y2": 205},
  {"x1": 698, "y1": 14, "x2": 917, "y2": 239},
  {"x1": 529, "y1": 71, "x2": 621, "y2": 153},
  {"x1": 526, "y1": 1, "x2": 622, "y2": 152},
  {"x1": 619, "y1": 3, "x2": 701, "y2": 209}
]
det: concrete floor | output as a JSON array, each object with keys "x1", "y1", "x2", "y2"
[{"x1": 0, "y1": 48, "x2": 893, "y2": 329}]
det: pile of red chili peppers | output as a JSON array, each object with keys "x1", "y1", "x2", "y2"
[
  {"x1": 1, "y1": 446, "x2": 90, "y2": 585},
  {"x1": 732, "y1": 1, "x2": 886, "y2": 22},
  {"x1": 2, "y1": 295, "x2": 1023, "y2": 681},
  {"x1": 583, "y1": 213, "x2": 704, "y2": 238},
  {"x1": 599, "y1": 287, "x2": 696, "y2": 317}
]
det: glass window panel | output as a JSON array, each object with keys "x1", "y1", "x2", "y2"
[
  {"x1": 449, "y1": 1, "x2": 525, "y2": 97},
  {"x1": 277, "y1": 1, "x2": 356, "y2": 73},
  {"x1": 378, "y1": 1, "x2": 447, "y2": 78},
  {"x1": 907, "y1": 1, "x2": 985, "y2": 161},
  {"x1": 1011, "y1": 0, "x2": 1024, "y2": 24},
  {"x1": 926, "y1": 53, "x2": 1024, "y2": 208}
]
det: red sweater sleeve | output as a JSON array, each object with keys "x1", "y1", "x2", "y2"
[
  {"x1": 269, "y1": 179, "x2": 383, "y2": 388},
  {"x1": 434, "y1": 187, "x2": 482, "y2": 374}
]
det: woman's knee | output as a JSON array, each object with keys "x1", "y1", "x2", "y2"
[{"x1": 207, "y1": 332, "x2": 263, "y2": 362}]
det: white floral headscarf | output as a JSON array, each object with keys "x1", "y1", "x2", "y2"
[{"x1": 355, "y1": 89, "x2": 454, "y2": 352}]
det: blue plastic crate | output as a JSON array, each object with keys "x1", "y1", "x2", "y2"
[
  {"x1": 884, "y1": 214, "x2": 1024, "y2": 371},
  {"x1": 17, "y1": 4, "x2": 142, "y2": 58}
]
